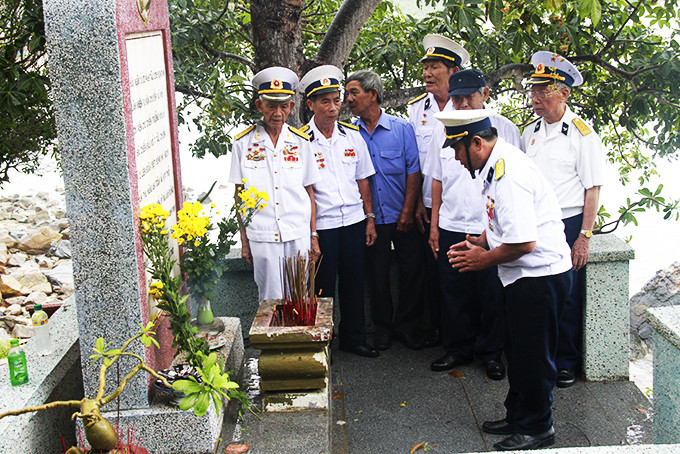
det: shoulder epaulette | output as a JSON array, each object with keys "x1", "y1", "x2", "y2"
[
  {"x1": 572, "y1": 118, "x2": 592, "y2": 136},
  {"x1": 338, "y1": 121, "x2": 359, "y2": 131},
  {"x1": 288, "y1": 125, "x2": 311, "y2": 141},
  {"x1": 494, "y1": 159, "x2": 505, "y2": 181},
  {"x1": 299, "y1": 124, "x2": 311, "y2": 133},
  {"x1": 407, "y1": 93, "x2": 427, "y2": 105},
  {"x1": 234, "y1": 125, "x2": 255, "y2": 140}
]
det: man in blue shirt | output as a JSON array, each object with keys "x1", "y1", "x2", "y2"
[{"x1": 345, "y1": 69, "x2": 425, "y2": 350}]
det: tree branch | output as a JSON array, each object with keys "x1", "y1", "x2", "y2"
[
  {"x1": 484, "y1": 63, "x2": 534, "y2": 90},
  {"x1": 596, "y1": 0, "x2": 645, "y2": 57},
  {"x1": 200, "y1": 41, "x2": 255, "y2": 69},
  {"x1": 314, "y1": 0, "x2": 383, "y2": 68}
]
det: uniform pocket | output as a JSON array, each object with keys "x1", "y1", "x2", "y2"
[{"x1": 378, "y1": 148, "x2": 404, "y2": 175}]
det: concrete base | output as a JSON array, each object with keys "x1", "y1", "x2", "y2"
[{"x1": 263, "y1": 381, "x2": 330, "y2": 412}]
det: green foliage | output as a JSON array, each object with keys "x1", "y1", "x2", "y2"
[
  {"x1": 173, "y1": 352, "x2": 246, "y2": 417},
  {"x1": 0, "y1": 0, "x2": 56, "y2": 184}
]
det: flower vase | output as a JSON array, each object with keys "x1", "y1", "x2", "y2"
[{"x1": 197, "y1": 297, "x2": 214, "y2": 325}]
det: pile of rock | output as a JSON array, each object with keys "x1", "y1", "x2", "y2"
[
  {"x1": 0, "y1": 192, "x2": 74, "y2": 339},
  {"x1": 630, "y1": 261, "x2": 680, "y2": 359}
]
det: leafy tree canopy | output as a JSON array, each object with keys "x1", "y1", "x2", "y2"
[{"x1": 0, "y1": 0, "x2": 56, "y2": 184}]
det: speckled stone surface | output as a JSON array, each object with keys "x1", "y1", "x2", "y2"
[
  {"x1": 0, "y1": 297, "x2": 83, "y2": 453},
  {"x1": 648, "y1": 306, "x2": 680, "y2": 444},
  {"x1": 589, "y1": 233, "x2": 635, "y2": 263},
  {"x1": 583, "y1": 234, "x2": 632, "y2": 381},
  {"x1": 43, "y1": 0, "x2": 148, "y2": 409},
  {"x1": 468, "y1": 445, "x2": 680, "y2": 453}
]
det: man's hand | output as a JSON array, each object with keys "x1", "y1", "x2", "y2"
[
  {"x1": 397, "y1": 209, "x2": 414, "y2": 232},
  {"x1": 571, "y1": 235, "x2": 590, "y2": 271},
  {"x1": 447, "y1": 240, "x2": 487, "y2": 272},
  {"x1": 415, "y1": 199, "x2": 429, "y2": 233},
  {"x1": 428, "y1": 226, "x2": 439, "y2": 259},
  {"x1": 466, "y1": 233, "x2": 488, "y2": 249},
  {"x1": 365, "y1": 220, "x2": 377, "y2": 246},
  {"x1": 241, "y1": 238, "x2": 253, "y2": 265},
  {"x1": 311, "y1": 237, "x2": 321, "y2": 262}
]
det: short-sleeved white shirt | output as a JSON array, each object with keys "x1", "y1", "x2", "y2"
[
  {"x1": 422, "y1": 114, "x2": 523, "y2": 234},
  {"x1": 306, "y1": 118, "x2": 375, "y2": 230},
  {"x1": 479, "y1": 139, "x2": 572, "y2": 286},
  {"x1": 228, "y1": 124, "x2": 321, "y2": 242},
  {"x1": 522, "y1": 106, "x2": 604, "y2": 219},
  {"x1": 408, "y1": 92, "x2": 455, "y2": 208}
]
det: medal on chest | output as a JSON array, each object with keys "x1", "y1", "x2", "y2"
[
  {"x1": 344, "y1": 148, "x2": 355, "y2": 157},
  {"x1": 486, "y1": 196, "x2": 496, "y2": 231},
  {"x1": 246, "y1": 145, "x2": 266, "y2": 162},
  {"x1": 283, "y1": 143, "x2": 299, "y2": 162},
  {"x1": 316, "y1": 150, "x2": 325, "y2": 169}
]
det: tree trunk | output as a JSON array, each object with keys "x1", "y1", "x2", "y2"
[{"x1": 251, "y1": 0, "x2": 305, "y2": 73}]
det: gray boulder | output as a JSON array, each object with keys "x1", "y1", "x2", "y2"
[{"x1": 630, "y1": 261, "x2": 680, "y2": 359}]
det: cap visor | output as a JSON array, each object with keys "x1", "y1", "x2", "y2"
[
  {"x1": 449, "y1": 87, "x2": 481, "y2": 96},
  {"x1": 307, "y1": 87, "x2": 340, "y2": 97},
  {"x1": 526, "y1": 77, "x2": 553, "y2": 85},
  {"x1": 260, "y1": 93, "x2": 294, "y2": 101},
  {"x1": 443, "y1": 136, "x2": 463, "y2": 148}
]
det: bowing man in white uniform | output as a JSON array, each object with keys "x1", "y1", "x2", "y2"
[
  {"x1": 229, "y1": 66, "x2": 321, "y2": 302},
  {"x1": 423, "y1": 69, "x2": 522, "y2": 379},
  {"x1": 407, "y1": 34, "x2": 468, "y2": 348},
  {"x1": 521, "y1": 52, "x2": 604, "y2": 388},
  {"x1": 298, "y1": 65, "x2": 379, "y2": 358},
  {"x1": 440, "y1": 110, "x2": 572, "y2": 451}
]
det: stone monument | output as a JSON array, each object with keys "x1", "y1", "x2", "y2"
[{"x1": 42, "y1": 1, "x2": 239, "y2": 452}]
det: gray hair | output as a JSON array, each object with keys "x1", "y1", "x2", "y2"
[{"x1": 346, "y1": 69, "x2": 384, "y2": 104}]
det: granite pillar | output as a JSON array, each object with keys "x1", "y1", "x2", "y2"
[
  {"x1": 583, "y1": 234, "x2": 635, "y2": 381},
  {"x1": 647, "y1": 306, "x2": 680, "y2": 444}
]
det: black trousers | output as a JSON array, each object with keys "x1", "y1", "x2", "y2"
[
  {"x1": 422, "y1": 208, "x2": 441, "y2": 331},
  {"x1": 437, "y1": 229, "x2": 504, "y2": 361},
  {"x1": 366, "y1": 222, "x2": 425, "y2": 336},
  {"x1": 503, "y1": 271, "x2": 571, "y2": 435},
  {"x1": 557, "y1": 213, "x2": 584, "y2": 370},
  {"x1": 317, "y1": 221, "x2": 368, "y2": 347}
]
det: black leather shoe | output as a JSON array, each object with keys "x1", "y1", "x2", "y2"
[
  {"x1": 485, "y1": 359, "x2": 506, "y2": 381},
  {"x1": 373, "y1": 331, "x2": 393, "y2": 351},
  {"x1": 423, "y1": 328, "x2": 441, "y2": 348},
  {"x1": 557, "y1": 369, "x2": 576, "y2": 388},
  {"x1": 482, "y1": 419, "x2": 513, "y2": 435},
  {"x1": 340, "y1": 343, "x2": 379, "y2": 358},
  {"x1": 396, "y1": 332, "x2": 424, "y2": 350},
  {"x1": 430, "y1": 353, "x2": 472, "y2": 371},
  {"x1": 493, "y1": 427, "x2": 555, "y2": 451}
]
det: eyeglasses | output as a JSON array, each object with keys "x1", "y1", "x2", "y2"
[{"x1": 528, "y1": 89, "x2": 560, "y2": 100}]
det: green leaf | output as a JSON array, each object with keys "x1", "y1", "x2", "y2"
[
  {"x1": 579, "y1": 0, "x2": 601, "y2": 26},
  {"x1": 487, "y1": 0, "x2": 503, "y2": 26},
  {"x1": 173, "y1": 379, "x2": 203, "y2": 394},
  {"x1": 178, "y1": 392, "x2": 200, "y2": 411},
  {"x1": 194, "y1": 392, "x2": 211, "y2": 416}
]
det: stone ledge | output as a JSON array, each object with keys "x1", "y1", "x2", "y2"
[
  {"x1": 0, "y1": 295, "x2": 83, "y2": 453},
  {"x1": 589, "y1": 234, "x2": 635, "y2": 262},
  {"x1": 647, "y1": 306, "x2": 680, "y2": 350},
  {"x1": 467, "y1": 445, "x2": 680, "y2": 454}
]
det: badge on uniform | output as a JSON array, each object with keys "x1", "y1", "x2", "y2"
[
  {"x1": 283, "y1": 146, "x2": 299, "y2": 162},
  {"x1": 344, "y1": 149, "x2": 356, "y2": 157},
  {"x1": 486, "y1": 196, "x2": 496, "y2": 231},
  {"x1": 316, "y1": 150, "x2": 325, "y2": 169},
  {"x1": 246, "y1": 148, "x2": 266, "y2": 162}
]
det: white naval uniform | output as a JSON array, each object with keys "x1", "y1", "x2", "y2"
[
  {"x1": 408, "y1": 92, "x2": 455, "y2": 208},
  {"x1": 479, "y1": 139, "x2": 572, "y2": 287},
  {"x1": 228, "y1": 124, "x2": 321, "y2": 300},
  {"x1": 305, "y1": 118, "x2": 375, "y2": 229},
  {"x1": 422, "y1": 113, "x2": 523, "y2": 234},
  {"x1": 521, "y1": 106, "x2": 604, "y2": 219}
]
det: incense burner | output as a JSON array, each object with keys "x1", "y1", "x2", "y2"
[{"x1": 249, "y1": 297, "x2": 333, "y2": 411}]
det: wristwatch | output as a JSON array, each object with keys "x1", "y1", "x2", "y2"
[
  {"x1": 580, "y1": 229, "x2": 592, "y2": 238},
  {"x1": 311, "y1": 231, "x2": 319, "y2": 238},
  {"x1": 365, "y1": 212, "x2": 376, "y2": 219}
]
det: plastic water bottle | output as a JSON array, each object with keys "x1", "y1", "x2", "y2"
[
  {"x1": 31, "y1": 303, "x2": 52, "y2": 356},
  {"x1": 8, "y1": 339, "x2": 28, "y2": 386}
]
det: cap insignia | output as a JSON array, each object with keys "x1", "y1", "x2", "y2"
[
  {"x1": 271, "y1": 79, "x2": 282, "y2": 89},
  {"x1": 426, "y1": 47, "x2": 435, "y2": 54},
  {"x1": 321, "y1": 78, "x2": 330, "y2": 86},
  {"x1": 536, "y1": 63, "x2": 545, "y2": 74}
]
